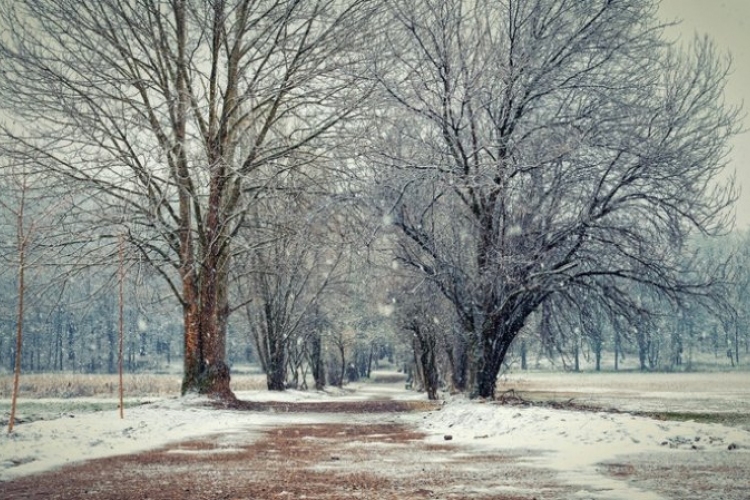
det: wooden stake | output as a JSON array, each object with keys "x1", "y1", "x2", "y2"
[{"x1": 118, "y1": 233, "x2": 125, "y2": 419}]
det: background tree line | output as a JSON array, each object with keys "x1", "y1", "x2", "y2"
[{"x1": 1, "y1": 176, "x2": 747, "y2": 389}]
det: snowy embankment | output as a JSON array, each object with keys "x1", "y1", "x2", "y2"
[
  {"x1": 1, "y1": 396, "x2": 253, "y2": 480},
  {"x1": 413, "y1": 397, "x2": 750, "y2": 499}
]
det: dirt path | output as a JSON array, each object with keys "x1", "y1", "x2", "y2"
[{"x1": 1, "y1": 400, "x2": 573, "y2": 500}]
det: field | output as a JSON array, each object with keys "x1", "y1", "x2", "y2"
[
  {"x1": 499, "y1": 370, "x2": 750, "y2": 429},
  {"x1": 1, "y1": 370, "x2": 749, "y2": 499}
]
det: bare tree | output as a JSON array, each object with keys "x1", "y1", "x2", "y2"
[
  {"x1": 0, "y1": 0, "x2": 377, "y2": 398},
  {"x1": 0, "y1": 163, "x2": 71, "y2": 432},
  {"x1": 118, "y1": 234, "x2": 126, "y2": 419},
  {"x1": 234, "y1": 172, "x2": 353, "y2": 390},
  {"x1": 239, "y1": 233, "x2": 347, "y2": 390},
  {"x1": 372, "y1": 0, "x2": 740, "y2": 397},
  {"x1": 4, "y1": 172, "x2": 32, "y2": 433},
  {"x1": 396, "y1": 284, "x2": 449, "y2": 400}
]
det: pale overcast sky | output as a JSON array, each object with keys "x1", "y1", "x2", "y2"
[{"x1": 658, "y1": 0, "x2": 750, "y2": 229}]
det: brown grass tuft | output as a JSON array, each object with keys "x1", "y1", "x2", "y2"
[{"x1": 0, "y1": 372, "x2": 267, "y2": 398}]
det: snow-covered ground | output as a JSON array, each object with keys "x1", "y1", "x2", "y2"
[
  {"x1": 2, "y1": 371, "x2": 749, "y2": 499},
  {"x1": 415, "y1": 398, "x2": 749, "y2": 499}
]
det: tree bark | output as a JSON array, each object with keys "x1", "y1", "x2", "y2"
[
  {"x1": 310, "y1": 330, "x2": 326, "y2": 391},
  {"x1": 266, "y1": 323, "x2": 287, "y2": 391},
  {"x1": 414, "y1": 328, "x2": 440, "y2": 400}
]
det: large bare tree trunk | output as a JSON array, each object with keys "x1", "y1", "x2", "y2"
[
  {"x1": 180, "y1": 259, "x2": 233, "y2": 397},
  {"x1": 473, "y1": 327, "x2": 512, "y2": 399}
]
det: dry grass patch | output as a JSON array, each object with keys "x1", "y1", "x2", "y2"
[
  {"x1": 0, "y1": 372, "x2": 267, "y2": 398},
  {"x1": 0, "y1": 373, "x2": 180, "y2": 398}
]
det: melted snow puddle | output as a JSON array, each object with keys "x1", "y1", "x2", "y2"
[
  {"x1": 166, "y1": 447, "x2": 246, "y2": 455},
  {"x1": 537, "y1": 449, "x2": 666, "y2": 500}
]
